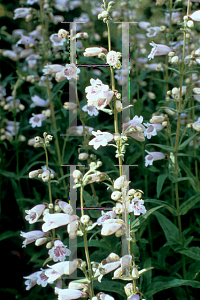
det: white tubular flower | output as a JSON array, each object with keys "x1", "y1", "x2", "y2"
[
  {"x1": 48, "y1": 240, "x2": 71, "y2": 262},
  {"x1": 42, "y1": 213, "x2": 78, "y2": 232},
  {"x1": 106, "y1": 50, "x2": 120, "y2": 67},
  {"x1": 145, "y1": 151, "x2": 166, "y2": 167},
  {"x1": 50, "y1": 33, "x2": 66, "y2": 47},
  {"x1": 128, "y1": 198, "x2": 146, "y2": 216},
  {"x1": 55, "y1": 287, "x2": 86, "y2": 300},
  {"x1": 20, "y1": 230, "x2": 46, "y2": 248},
  {"x1": 83, "y1": 47, "x2": 105, "y2": 57},
  {"x1": 63, "y1": 102, "x2": 77, "y2": 110},
  {"x1": 89, "y1": 130, "x2": 113, "y2": 150},
  {"x1": 41, "y1": 170, "x2": 50, "y2": 182},
  {"x1": 101, "y1": 219, "x2": 123, "y2": 236},
  {"x1": 189, "y1": 10, "x2": 200, "y2": 22},
  {"x1": 16, "y1": 35, "x2": 35, "y2": 46},
  {"x1": 150, "y1": 115, "x2": 165, "y2": 123},
  {"x1": 114, "y1": 175, "x2": 128, "y2": 189},
  {"x1": 13, "y1": 8, "x2": 30, "y2": 19},
  {"x1": 148, "y1": 42, "x2": 174, "y2": 60},
  {"x1": 45, "y1": 260, "x2": 78, "y2": 283},
  {"x1": 62, "y1": 63, "x2": 80, "y2": 80},
  {"x1": 42, "y1": 64, "x2": 64, "y2": 75},
  {"x1": 67, "y1": 220, "x2": 79, "y2": 239},
  {"x1": 144, "y1": 123, "x2": 163, "y2": 139},
  {"x1": 30, "y1": 95, "x2": 49, "y2": 107},
  {"x1": 192, "y1": 117, "x2": 200, "y2": 131},
  {"x1": 97, "y1": 211, "x2": 116, "y2": 225},
  {"x1": 29, "y1": 113, "x2": 47, "y2": 128},
  {"x1": 25, "y1": 204, "x2": 46, "y2": 224},
  {"x1": 56, "y1": 200, "x2": 73, "y2": 214}
]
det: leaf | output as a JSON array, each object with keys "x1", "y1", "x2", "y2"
[
  {"x1": 179, "y1": 247, "x2": 200, "y2": 261},
  {"x1": 157, "y1": 174, "x2": 168, "y2": 198},
  {"x1": 154, "y1": 211, "x2": 180, "y2": 248},
  {"x1": 0, "y1": 169, "x2": 16, "y2": 178},
  {"x1": 93, "y1": 280, "x2": 125, "y2": 297},
  {"x1": 76, "y1": 240, "x2": 109, "y2": 251},
  {"x1": 146, "y1": 143, "x2": 174, "y2": 152},
  {"x1": 144, "y1": 199, "x2": 177, "y2": 216},
  {"x1": 178, "y1": 133, "x2": 198, "y2": 151},
  {"x1": 145, "y1": 278, "x2": 200, "y2": 297},
  {"x1": 172, "y1": 177, "x2": 196, "y2": 185},
  {"x1": 0, "y1": 230, "x2": 20, "y2": 242},
  {"x1": 179, "y1": 192, "x2": 200, "y2": 215},
  {"x1": 131, "y1": 205, "x2": 165, "y2": 233}
]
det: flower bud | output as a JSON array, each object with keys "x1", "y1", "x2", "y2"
[
  {"x1": 172, "y1": 87, "x2": 179, "y2": 95},
  {"x1": 78, "y1": 153, "x2": 88, "y2": 160},
  {"x1": 46, "y1": 241, "x2": 53, "y2": 249},
  {"x1": 58, "y1": 29, "x2": 69, "y2": 39},
  {"x1": 132, "y1": 267, "x2": 139, "y2": 279},
  {"x1": 63, "y1": 102, "x2": 77, "y2": 110},
  {"x1": 187, "y1": 20, "x2": 194, "y2": 28},
  {"x1": 193, "y1": 88, "x2": 200, "y2": 95},
  {"x1": 29, "y1": 169, "x2": 43, "y2": 178},
  {"x1": 168, "y1": 51, "x2": 175, "y2": 57},
  {"x1": 35, "y1": 237, "x2": 48, "y2": 246},
  {"x1": 116, "y1": 100, "x2": 122, "y2": 112},
  {"x1": 111, "y1": 191, "x2": 122, "y2": 201},
  {"x1": 171, "y1": 56, "x2": 179, "y2": 63},
  {"x1": 147, "y1": 92, "x2": 156, "y2": 99},
  {"x1": 80, "y1": 215, "x2": 90, "y2": 225},
  {"x1": 41, "y1": 170, "x2": 50, "y2": 182},
  {"x1": 18, "y1": 135, "x2": 26, "y2": 142}
]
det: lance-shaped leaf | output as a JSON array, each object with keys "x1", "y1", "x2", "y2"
[{"x1": 179, "y1": 192, "x2": 200, "y2": 215}]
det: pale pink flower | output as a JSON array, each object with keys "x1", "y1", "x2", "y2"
[
  {"x1": 30, "y1": 95, "x2": 49, "y2": 107},
  {"x1": 29, "y1": 113, "x2": 47, "y2": 128},
  {"x1": 16, "y1": 35, "x2": 35, "y2": 46},
  {"x1": 19, "y1": 48, "x2": 34, "y2": 58},
  {"x1": 2, "y1": 50, "x2": 18, "y2": 61},
  {"x1": 25, "y1": 204, "x2": 46, "y2": 224},
  {"x1": 67, "y1": 125, "x2": 93, "y2": 136},
  {"x1": 193, "y1": 94, "x2": 200, "y2": 103},
  {"x1": 165, "y1": 12, "x2": 182, "y2": 25},
  {"x1": 62, "y1": 63, "x2": 80, "y2": 80},
  {"x1": 99, "y1": 293, "x2": 115, "y2": 300},
  {"x1": 97, "y1": 211, "x2": 116, "y2": 225},
  {"x1": 138, "y1": 21, "x2": 151, "y2": 30},
  {"x1": 101, "y1": 219, "x2": 123, "y2": 236},
  {"x1": 145, "y1": 150, "x2": 166, "y2": 167},
  {"x1": 56, "y1": 200, "x2": 73, "y2": 214},
  {"x1": 83, "y1": 47, "x2": 105, "y2": 57},
  {"x1": 55, "y1": 287, "x2": 86, "y2": 300},
  {"x1": 106, "y1": 50, "x2": 120, "y2": 67},
  {"x1": 95, "y1": 90, "x2": 114, "y2": 110},
  {"x1": 20, "y1": 230, "x2": 46, "y2": 247},
  {"x1": 82, "y1": 105, "x2": 99, "y2": 116},
  {"x1": 144, "y1": 123, "x2": 163, "y2": 139},
  {"x1": 67, "y1": 220, "x2": 79, "y2": 239},
  {"x1": 13, "y1": 8, "x2": 30, "y2": 19},
  {"x1": 192, "y1": 117, "x2": 200, "y2": 131},
  {"x1": 129, "y1": 295, "x2": 140, "y2": 300},
  {"x1": 50, "y1": 33, "x2": 66, "y2": 47},
  {"x1": 23, "y1": 271, "x2": 40, "y2": 290},
  {"x1": 36, "y1": 269, "x2": 50, "y2": 287},
  {"x1": 27, "y1": 0, "x2": 39, "y2": 5},
  {"x1": 148, "y1": 42, "x2": 174, "y2": 60},
  {"x1": 89, "y1": 130, "x2": 113, "y2": 150},
  {"x1": 128, "y1": 198, "x2": 146, "y2": 215},
  {"x1": 42, "y1": 213, "x2": 78, "y2": 232},
  {"x1": 146, "y1": 26, "x2": 161, "y2": 38},
  {"x1": 189, "y1": 10, "x2": 200, "y2": 21},
  {"x1": 54, "y1": 0, "x2": 69, "y2": 12},
  {"x1": 94, "y1": 260, "x2": 121, "y2": 282},
  {"x1": 48, "y1": 240, "x2": 71, "y2": 262},
  {"x1": 42, "y1": 64, "x2": 64, "y2": 75},
  {"x1": 123, "y1": 116, "x2": 145, "y2": 142},
  {"x1": 114, "y1": 175, "x2": 129, "y2": 190},
  {"x1": 45, "y1": 260, "x2": 78, "y2": 283},
  {"x1": 85, "y1": 78, "x2": 113, "y2": 108}
]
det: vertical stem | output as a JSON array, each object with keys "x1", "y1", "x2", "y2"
[
  {"x1": 39, "y1": 0, "x2": 67, "y2": 196},
  {"x1": 80, "y1": 186, "x2": 94, "y2": 299}
]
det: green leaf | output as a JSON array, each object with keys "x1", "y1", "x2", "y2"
[
  {"x1": 0, "y1": 169, "x2": 16, "y2": 178},
  {"x1": 167, "y1": 67, "x2": 180, "y2": 74},
  {"x1": 178, "y1": 133, "x2": 198, "y2": 151},
  {"x1": 157, "y1": 174, "x2": 168, "y2": 198},
  {"x1": 154, "y1": 211, "x2": 180, "y2": 247},
  {"x1": 131, "y1": 205, "x2": 165, "y2": 233},
  {"x1": 0, "y1": 230, "x2": 20, "y2": 242},
  {"x1": 172, "y1": 177, "x2": 195, "y2": 185},
  {"x1": 77, "y1": 240, "x2": 109, "y2": 251},
  {"x1": 145, "y1": 199, "x2": 177, "y2": 216},
  {"x1": 145, "y1": 278, "x2": 200, "y2": 297},
  {"x1": 146, "y1": 143, "x2": 174, "y2": 152},
  {"x1": 179, "y1": 247, "x2": 200, "y2": 261},
  {"x1": 93, "y1": 280, "x2": 125, "y2": 297},
  {"x1": 180, "y1": 192, "x2": 200, "y2": 215}
]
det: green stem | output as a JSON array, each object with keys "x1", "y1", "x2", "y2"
[
  {"x1": 39, "y1": 0, "x2": 67, "y2": 197},
  {"x1": 80, "y1": 186, "x2": 94, "y2": 299}
]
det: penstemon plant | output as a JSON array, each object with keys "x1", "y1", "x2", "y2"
[{"x1": 1, "y1": 0, "x2": 200, "y2": 300}]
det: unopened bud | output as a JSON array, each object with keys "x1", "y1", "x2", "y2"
[
  {"x1": 168, "y1": 51, "x2": 175, "y2": 57},
  {"x1": 171, "y1": 56, "x2": 179, "y2": 63},
  {"x1": 172, "y1": 87, "x2": 179, "y2": 95},
  {"x1": 78, "y1": 153, "x2": 88, "y2": 160},
  {"x1": 58, "y1": 29, "x2": 69, "y2": 39},
  {"x1": 80, "y1": 215, "x2": 90, "y2": 225},
  {"x1": 46, "y1": 241, "x2": 53, "y2": 249},
  {"x1": 35, "y1": 237, "x2": 48, "y2": 246},
  {"x1": 187, "y1": 20, "x2": 194, "y2": 28}
]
